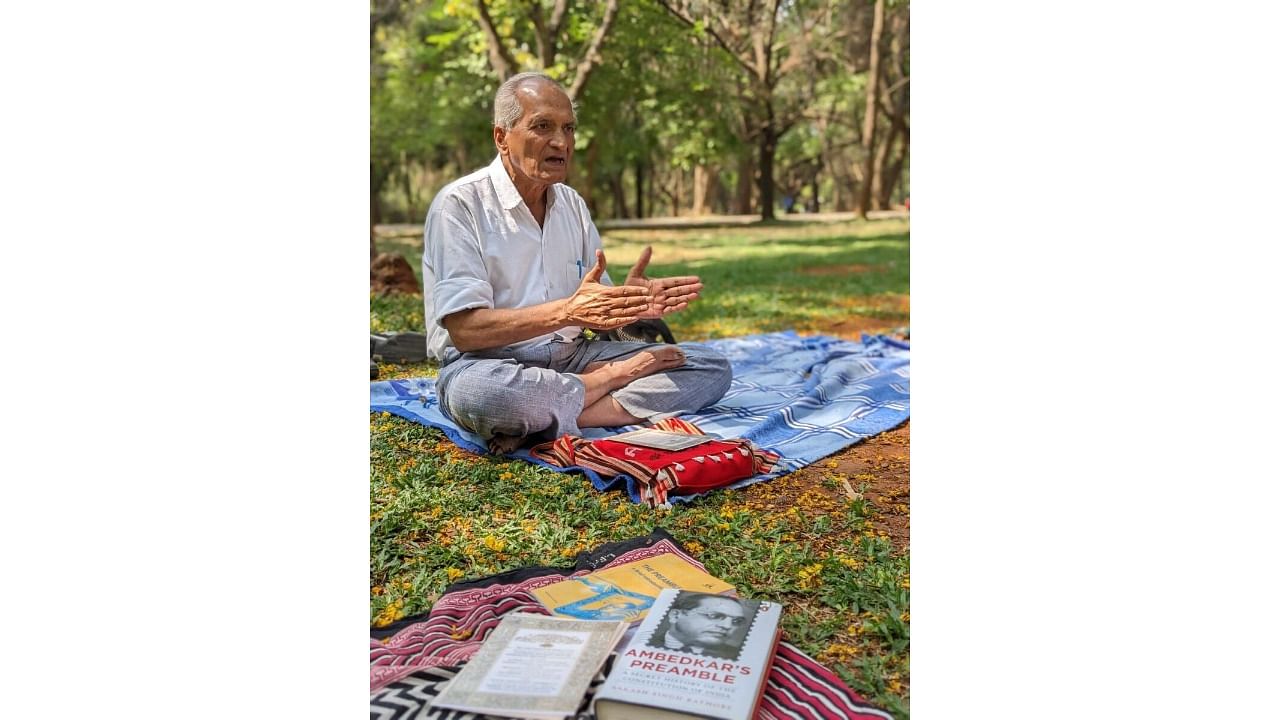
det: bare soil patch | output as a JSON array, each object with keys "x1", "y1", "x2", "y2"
[
  {"x1": 796, "y1": 315, "x2": 904, "y2": 339},
  {"x1": 739, "y1": 420, "x2": 909, "y2": 554}
]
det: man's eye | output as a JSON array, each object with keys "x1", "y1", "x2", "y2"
[{"x1": 565, "y1": 125, "x2": 576, "y2": 133}]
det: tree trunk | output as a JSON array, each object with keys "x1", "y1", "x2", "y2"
[
  {"x1": 897, "y1": 146, "x2": 909, "y2": 204},
  {"x1": 692, "y1": 164, "x2": 709, "y2": 216},
  {"x1": 370, "y1": 192, "x2": 379, "y2": 260},
  {"x1": 610, "y1": 172, "x2": 629, "y2": 219},
  {"x1": 370, "y1": 164, "x2": 384, "y2": 259},
  {"x1": 733, "y1": 153, "x2": 754, "y2": 215},
  {"x1": 583, "y1": 139, "x2": 599, "y2": 216},
  {"x1": 879, "y1": 130, "x2": 905, "y2": 209},
  {"x1": 647, "y1": 161, "x2": 657, "y2": 221},
  {"x1": 634, "y1": 159, "x2": 645, "y2": 219},
  {"x1": 672, "y1": 167, "x2": 683, "y2": 217},
  {"x1": 872, "y1": 119, "x2": 898, "y2": 211},
  {"x1": 758, "y1": 123, "x2": 777, "y2": 221},
  {"x1": 809, "y1": 174, "x2": 821, "y2": 214},
  {"x1": 856, "y1": 0, "x2": 885, "y2": 219},
  {"x1": 832, "y1": 161, "x2": 855, "y2": 212},
  {"x1": 709, "y1": 171, "x2": 727, "y2": 214},
  {"x1": 400, "y1": 164, "x2": 414, "y2": 224}
]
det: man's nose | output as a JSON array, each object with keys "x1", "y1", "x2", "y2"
[{"x1": 549, "y1": 129, "x2": 569, "y2": 149}]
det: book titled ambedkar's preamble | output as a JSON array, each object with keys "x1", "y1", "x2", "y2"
[{"x1": 592, "y1": 589, "x2": 783, "y2": 720}]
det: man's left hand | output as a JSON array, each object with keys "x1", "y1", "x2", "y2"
[{"x1": 624, "y1": 246, "x2": 704, "y2": 319}]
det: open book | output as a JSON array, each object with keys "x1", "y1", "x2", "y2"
[{"x1": 430, "y1": 613, "x2": 627, "y2": 719}]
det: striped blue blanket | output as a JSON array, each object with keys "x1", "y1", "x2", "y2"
[{"x1": 370, "y1": 332, "x2": 910, "y2": 504}]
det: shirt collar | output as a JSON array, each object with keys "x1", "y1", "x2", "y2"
[{"x1": 487, "y1": 154, "x2": 557, "y2": 213}]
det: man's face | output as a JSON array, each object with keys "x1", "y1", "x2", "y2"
[
  {"x1": 669, "y1": 597, "x2": 746, "y2": 649},
  {"x1": 496, "y1": 80, "x2": 576, "y2": 187}
]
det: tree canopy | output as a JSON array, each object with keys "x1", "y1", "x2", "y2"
[{"x1": 371, "y1": 0, "x2": 909, "y2": 224}]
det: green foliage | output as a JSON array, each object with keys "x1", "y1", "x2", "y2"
[{"x1": 371, "y1": 0, "x2": 909, "y2": 221}]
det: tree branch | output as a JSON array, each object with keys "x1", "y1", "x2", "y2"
[
  {"x1": 476, "y1": 0, "x2": 519, "y2": 81},
  {"x1": 528, "y1": 2, "x2": 552, "y2": 68},
  {"x1": 548, "y1": 0, "x2": 570, "y2": 36},
  {"x1": 654, "y1": 0, "x2": 758, "y2": 79},
  {"x1": 566, "y1": 0, "x2": 619, "y2": 102}
]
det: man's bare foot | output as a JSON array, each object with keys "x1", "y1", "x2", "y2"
[
  {"x1": 487, "y1": 434, "x2": 525, "y2": 455},
  {"x1": 583, "y1": 347, "x2": 685, "y2": 386}
]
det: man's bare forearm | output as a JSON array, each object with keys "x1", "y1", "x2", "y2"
[
  {"x1": 442, "y1": 300, "x2": 572, "y2": 353},
  {"x1": 443, "y1": 250, "x2": 652, "y2": 352}
]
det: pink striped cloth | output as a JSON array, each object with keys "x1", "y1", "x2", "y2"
[{"x1": 371, "y1": 531, "x2": 893, "y2": 719}]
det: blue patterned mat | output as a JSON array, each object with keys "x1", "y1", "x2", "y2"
[{"x1": 370, "y1": 332, "x2": 910, "y2": 504}]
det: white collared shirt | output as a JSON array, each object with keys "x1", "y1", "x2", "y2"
[{"x1": 421, "y1": 155, "x2": 611, "y2": 362}]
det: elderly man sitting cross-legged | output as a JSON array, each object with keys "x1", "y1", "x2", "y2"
[{"x1": 422, "y1": 72, "x2": 732, "y2": 453}]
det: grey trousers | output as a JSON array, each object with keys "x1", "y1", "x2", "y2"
[{"x1": 436, "y1": 338, "x2": 732, "y2": 441}]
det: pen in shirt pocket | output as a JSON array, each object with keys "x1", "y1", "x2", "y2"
[{"x1": 576, "y1": 259, "x2": 584, "y2": 279}]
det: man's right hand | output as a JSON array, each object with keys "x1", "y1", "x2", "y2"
[{"x1": 562, "y1": 249, "x2": 652, "y2": 330}]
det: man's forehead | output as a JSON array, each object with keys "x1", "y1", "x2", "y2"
[
  {"x1": 516, "y1": 83, "x2": 573, "y2": 113},
  {"x1": 517, "y1": 81, "x2": 567, "y2": 103}
]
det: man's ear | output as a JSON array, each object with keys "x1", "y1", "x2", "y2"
[{"x1": 493, "y1": 125, "x2": 507, "y2": 155}]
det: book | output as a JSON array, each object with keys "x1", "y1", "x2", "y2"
[
  {"x1": 609, "y1": 428, "x2": 721, "y2": 451},
  {"x1": 531, "y1": 554, "x2": 735, "y2": 624},
  {"x1": 592, "y1": 589, "x2": 783, "y2": 720},
  {"x1": 430, "y1": 612, "x2": 627, "y2": 720}
]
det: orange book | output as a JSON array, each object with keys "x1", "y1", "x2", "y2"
[{"x1": 531, "y1": 555, "x2": 735, "y2": 624}]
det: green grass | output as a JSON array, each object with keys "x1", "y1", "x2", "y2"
[{"x1": 371, "y1": 217, "x2": 910, "y2": 717}]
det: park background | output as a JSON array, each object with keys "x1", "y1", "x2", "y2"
[
  {"x1": 369, "y1": 0, "x2": 914, "y2": 715},
  {"x1": 370, "y1": 0, "x2": 908, "y2": 231},
  {"x1": 8, "y1": 4, "x2": 1278, "y2": 720}
]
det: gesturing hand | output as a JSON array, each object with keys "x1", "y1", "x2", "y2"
[
  {"x1": 562, "y1": 250, "x2": 652, "y2": 330},
  {"x1": 624, "y1": 246, "x2": 703, "y2": 318}
]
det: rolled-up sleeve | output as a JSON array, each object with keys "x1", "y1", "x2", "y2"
[{"x1": 426, "y1": 198, "x2": 493, "y2": 327}]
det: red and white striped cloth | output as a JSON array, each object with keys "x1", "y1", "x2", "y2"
[{"x1": 530, "y1": 418, "x2": 782, "y2": 506}]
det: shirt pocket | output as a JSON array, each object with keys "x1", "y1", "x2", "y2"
[{"x1": 562, "y1": 259, "x2": 586, "y2": 295}]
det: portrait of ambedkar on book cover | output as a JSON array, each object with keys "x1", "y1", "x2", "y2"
[{"x1": 644, "y1": 591, "x2": 758, "y2": 661}]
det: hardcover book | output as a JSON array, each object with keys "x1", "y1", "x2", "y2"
[
  {"x1": 592, "y1": 589, "x2": 783, "y2": 720},
  {"x1": 531, "y1": 554, "x2": 735, "y2": 624},
  {"x1": 430, "y1": 612, "x2": 627, "y2": 720}
]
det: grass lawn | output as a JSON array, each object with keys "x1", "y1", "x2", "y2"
[{"x1": 370, "y1": 217, "x2": 911, "y2": 718}]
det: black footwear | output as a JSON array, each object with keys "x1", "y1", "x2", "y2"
[
  {"x1": 600, "y1": 319, "x2": 676, "y2": 344},
  {"x1": 370, "y1": 332, "x2": 429, "y2": 364}
]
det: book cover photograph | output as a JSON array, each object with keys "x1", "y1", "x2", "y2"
[
  {"x1": 430, "y1": 612, "x2": 627, "y2": 720},
  {"x1": 531, "y1": 554, "x2": 735, "y2": 624},
  {"x1": 592, "y1": 588, "x2": 784, "y2": 720}
]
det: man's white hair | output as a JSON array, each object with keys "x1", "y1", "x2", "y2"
[{"x1": 493, "y1": 72, "x2": 577, "y2": 130}]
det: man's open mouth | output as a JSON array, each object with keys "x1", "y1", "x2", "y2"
[{"x1": 545, "y1": 157, "x2": 566, "y2": 167}]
